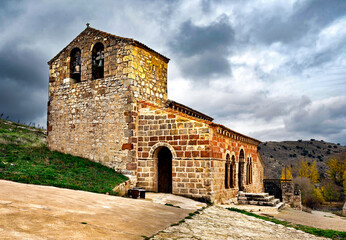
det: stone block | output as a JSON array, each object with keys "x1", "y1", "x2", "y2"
[
  {"x1": 122, "y1": 143, "x2": 134, "y2": 150},
  {"x1": 126, "y1": 163, "x2": 137, "y2": 170}
]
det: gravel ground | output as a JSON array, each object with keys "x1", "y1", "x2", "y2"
[{"x1": 152, "y1": 206, "x2": 329, "y2": 240}]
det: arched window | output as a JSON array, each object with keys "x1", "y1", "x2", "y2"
[
  {"x1": 246, "y1": 157, "x2": 253, "y2": 185},
  {"x1": 225, "y1": 154, "x2": 230, "y2": 189},
  {"x1": 92, "y1": 42, "x2": 104, "y2": 80},
  {"x1": 230, "y1": 155, "x2": 236, "y2": 188},
  {"x1": 70, "y1": 48, "x2": 81, "y2": 82},
  {"x1": 249, "y1": 157, "x2": 253, "y2": 184},
  {"x1": 246, "y1": 157, "x2": 250, "y2": 185}
]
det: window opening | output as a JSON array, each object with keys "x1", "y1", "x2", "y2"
[
  {"x1": 225, "y1": 154, "x2": 230, "y2": 189},
  {"x1": 92, "y1": 43, "x2": 104, "y2": 79},
  {"x1": 70, "y1": 48, "x2": 81, "y2": 82},
  {"x1": 230, "y1": 155, "x2": 236, "y2": 187}
]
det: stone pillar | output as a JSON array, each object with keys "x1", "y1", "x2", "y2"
[{"x1": 281, "y1": 181, "x2": 302, "y2": 210}]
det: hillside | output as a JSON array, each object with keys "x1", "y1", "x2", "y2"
[
  {"x1": 0, "y1": 118, "x2": 127, "y2": 194},
  {"x1": 259, "y1": 140, "x2": 346, "y2": 179}
]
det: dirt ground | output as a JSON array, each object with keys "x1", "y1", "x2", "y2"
[
  {"x1": 0, "y1": 180, "x2": 193, "y2": 240},
  {"x1": 0, "y1": 180, "x2": 344, "y2": 239},
  {"x1": 272, "y1": 207, "x2": 346, "y2": 232}
]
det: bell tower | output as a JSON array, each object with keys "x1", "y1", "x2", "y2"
[{"x1": 47, "y1": 26, "x2": 169, "y2": 178}]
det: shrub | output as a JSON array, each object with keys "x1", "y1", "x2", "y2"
[
  {"x1": 294, "y1": 177, "x2": 324, "y2": 209},
  {"x1": 321, "y1": 180, "x2": 341, "y2": 202}
]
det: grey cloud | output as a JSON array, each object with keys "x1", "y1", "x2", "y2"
[
  {"x1": 284, "y1": 97, "x2": 346, "y2": 135},
  {"x1": 0, "y1": 41, "x2": 48, "y2": 125},
  {"x1": 200, "y1": 0, "x2": 212, "y2": 13},
  {"x1": 248, "y1": 0, "x2": 346, "y2": 45},
  {"x1": 170, "y1": 17, "x2": 234, "y2": 56},
  {"x1": 179, "y1": 52, "x2": 231, "y2": 80},
  {"x1": 0, "y1": 43, "x2": 46, "y2": 88},
  {"x1": 169, "y1": 16, "x2": 234, "y2": 79},
  {"x1": 0, "y1": 78, "x2": 47, "y2": 125}
]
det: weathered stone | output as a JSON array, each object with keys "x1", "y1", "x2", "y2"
[{"x1": 112, "y1": 180, "x2": 131, "y2": 196}]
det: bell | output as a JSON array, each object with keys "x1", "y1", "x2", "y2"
[
  {"x1": 73, "y1": 65, "x2": 80, "y2": 74},
  {"x1": 96, "y1": 51, "x2": 101, "y2": 60},
  {"x1": 98, "y1": 59, "x2": 103, "y2": 67}
]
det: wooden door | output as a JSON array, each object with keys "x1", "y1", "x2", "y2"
[{"x1": 158, "y1": 147, "x2": 172, "y2": 193}]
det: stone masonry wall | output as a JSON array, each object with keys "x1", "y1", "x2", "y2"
[
  {"x1": 47, "y1": 77, "x2": 132, "y2": 171},
  {"x1": 209, "y1": 128, "x2": 263, "y2": 203},
  {"x1": 136, "y1": 101, "x2": 213, "y2": 201},
  {"x1": 48, "y1": 28, "x2": 137, "y2": 175},
  {"x1": 129, "y1": 46, "x2": 168, "y2": 106},
  {"x1": 48, "y1": 27, "x2": 169, "y2": 178},
  {"x1": 135, "y1": 101, "x2": 263, "y2": 203}
]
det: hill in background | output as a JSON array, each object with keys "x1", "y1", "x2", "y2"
[{"x1": 259, "y1": 140, "x2": 346, "y2": 179}]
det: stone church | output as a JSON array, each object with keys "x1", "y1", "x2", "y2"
[{"x1": 47, "y1": 25, "x2": 264, "y2": 203}]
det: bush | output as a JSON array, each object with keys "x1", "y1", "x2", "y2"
[
  {"x1": 294, "y1": 177, "x2": 324, "y2": 209},
  {"x1": 321, "y1": 180, "x2": 341, "y2": 202}
]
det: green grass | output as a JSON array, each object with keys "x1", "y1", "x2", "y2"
[
  {"x1": 227, "y1": 207, "x2": 346, "y2": 240},
  {"x1": 164, "y1": 203, "x2": 181, "y2": 208},
  {"x1": 170, "y1": 207, "x2": 206, "y2": 227},
  {"x1": 0, "y1": 119, "x2": 128, "y2": 195}
]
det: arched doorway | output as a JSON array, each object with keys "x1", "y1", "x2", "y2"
[
  {"x1": 158, "y1": 147, "x2": 172, "y2": 193},
  {"x1": 238, "y1": 149, "x2": 245, "y2": 191}
]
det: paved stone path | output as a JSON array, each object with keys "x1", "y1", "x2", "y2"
[{"x1": 151, "y1": 206, "x2": 328, "y2": 240}]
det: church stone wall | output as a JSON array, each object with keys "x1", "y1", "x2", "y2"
[
  {"x1": 47, "y1": 77, "x2": 131, "y2": 172},
  {"x1": 136, "y1": 102, "x2": 214, "y2": 201},
  {"x1": 47, "y1": 28, "x2": 139, "y2": 175},
  {"x1": 129, "y1": 46, "x2": 168, "y2": 106},
  {"x1": 209, "y1": 128, "x2": 264, "y2": 203},
  {"x1": 135, "y1": 102, "x2": 263, "y2": 203}
]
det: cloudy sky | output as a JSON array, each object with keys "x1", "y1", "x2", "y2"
[{"x1": 1, "y1": 0, "x2": 345, "y2": 144}]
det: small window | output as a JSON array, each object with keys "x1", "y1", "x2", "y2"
[
  {"x1": 246, "y1": 157, "x2": 253, "y2": 185},
  {"x1": 249, "y1": 157, "x2": 253, "y2": 184},
  {"x1": 230, "y1": 155, "x2": 235, "y2": 187},
  {"x1": 92, "y1": 42, "x2": 104, "y2": 80},
  {"x1": 70, "y1": 48, "x2": 81, "y2": 82},
  {"x1": 225, "y1": 154, "x2": 230, "y2": 189}
]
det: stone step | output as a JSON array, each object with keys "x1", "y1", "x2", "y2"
[
  {"x1": 276, "y1": 202, "x2": 285, "y2": 211},
  {"x1": 249, "y1": 200, "x2": 259, "y2": 205},
  {"x1": 240, "y1": 192, "x2": 269, "y2": 198},
  {"x1": 237, "y1": 196, "x2": 248, "y2": 201},
  {"x1": 237, "y1": 192, "x2": 281, "y2": 207},
  {"x1": 237, "y1": 200, "x2": 249, "y2": 204},
  {"x1": 258, "y1": 199, "x2": 280, "y2": 206},
  {"x1": 251, "y1": 196, "x2": 275, "y2": 202},
  {"x1": 240, "y1": 196, "x2": 274, "y2": 202}
]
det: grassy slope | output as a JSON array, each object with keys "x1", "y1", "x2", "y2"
[{"x1": 0, "y1": 119, "x2": 127, "y2": 195}]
